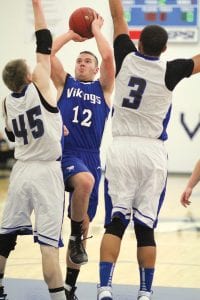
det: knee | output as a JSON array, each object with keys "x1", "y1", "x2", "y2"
[
  {"x1": 0, "y1": 233, "x2": 17, "y2": 258},
  {"x1": 134, "y1": 223, "x2": 156, "y2": 247},
  {"x1": 40, "y1": 246, "x2": 59, "y2": 284},
  {"x1": 76, "y1": 173, "x2": 95, "y2": 195},
  {"x1": 105, "y1": 215, "x2": 128, "y2": 239}
]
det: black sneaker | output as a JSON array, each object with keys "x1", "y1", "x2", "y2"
[
  {"x1": 65, "y1": 286, "x2": 78, "y2": 300},
  {"x1": 0, "y1": 286, "x2": 8, "y2": 300},
  {"x1": 68, "y1": 236, "x2": 88, "y2": 265}
]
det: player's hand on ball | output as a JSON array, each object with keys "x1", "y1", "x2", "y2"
[
  {"x1": 91, "y1": 12, "x2": 104, "y2": 34},
  {"x1": 68, "y1": 30, "x2": 87, "y2": 42}
]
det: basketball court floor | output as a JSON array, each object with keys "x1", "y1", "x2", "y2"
[{"x1": 0, "y1": 169, "x2": 200, "y2": 299}]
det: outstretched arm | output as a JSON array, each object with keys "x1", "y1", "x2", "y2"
[
  {"x1": 92, "y1": 12, "x2": 115, "y2": 107},
  {"x1": 50, "y1": 31, "x2": 85, "y2": 96},
  {"x1": 109, "y1": 0, "x2": 129, "y2": 40},
  {"x1": 191, "y1": 54, "x2": 200, "y2": 74},
  {"x1": 31, "y1": 0, "x2": 54, "y2": 105},
  {"x1": 180, "y1": 160, "x2": 200, "y2": 207},
  {"x1": 32, "y1": 0, "x2": 47, "y2": 30}
]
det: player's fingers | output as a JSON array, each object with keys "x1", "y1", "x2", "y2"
[
  {"x1": 63, "y1": 125, "x2": 69, "y2": 136},
  {"x1": 93, "y1": 10, "x2": 97, "y2": 17},
  {"x1": 180, "y1": 199, "x2": 186, "y2": 207},
  {"x1": 180, "y1": 193, "x2": 187, "y2": 207},
  {"x1": 74, "y1": 34, "x2": 87, "y2": 42},
  {"x1": 99, "y1": 15, "x2": 104, "y2": 24}
]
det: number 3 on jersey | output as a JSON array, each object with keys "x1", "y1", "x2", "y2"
[
  {"x1": 122, "y1": 76, "x2": 146, "y2": 109},
  {"x1": 12, "y1": 105, "x2": 44, "y2": 145}
]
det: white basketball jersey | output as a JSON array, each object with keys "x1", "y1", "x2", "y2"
[
  {"x1": 5, "y1": 83, "x2": 62, "y2": 161},
  {"x1": 112, "y1": 52, "x2": 172, "y2": 140}
]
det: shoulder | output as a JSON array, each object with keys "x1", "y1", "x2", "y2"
[
  {"x1": 114, "y1": 34, "x2": 137, "y2": 76},
  {"x1": 165, "y1": 58, "x2": 194, "y2": 91}
]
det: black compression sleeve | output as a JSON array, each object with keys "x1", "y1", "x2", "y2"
[{"x1": 35, "y1": 29, "x2": 52, "y2": 54}]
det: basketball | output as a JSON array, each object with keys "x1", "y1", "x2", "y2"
[{"x1": 69, "y1": 7, "x2": 95, "y2": 39}]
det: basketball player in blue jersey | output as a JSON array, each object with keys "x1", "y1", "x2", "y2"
[
  {"x1": 50, "y1": 11, "x2": 115, "y2": 300},
  {"x1": 97, "y1": 1, "x2": 200, "y2": 300},
  {"x1": 0, "y1": 1, "x2": 66, "y2": 299}
]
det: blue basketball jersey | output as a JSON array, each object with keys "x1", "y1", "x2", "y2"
[{"x1": 58, "y1": 75, "x2": 110, "y2": 152}]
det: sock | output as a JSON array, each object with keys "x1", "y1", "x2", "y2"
[
  {"x1": 0, "y1": 286, "x2": 5, "y2": 296},
  {"x1": 49, "y1": 287, "x2": 66, "y2": 300},
  {"x1": 139, "y1": 267, "x2": 155, "y2": 292},
  {"x1": 71, "y1": 219, "x2": 83, "y2": 236},
  {"x1": 0, "y1": 273, "x2": 4, "y2": 286},
  {"x1": 99, "y1": 262, "x2": 115, "y2": 287},
  {"x1": 65, "y1": 267, "x2": 80, "y2": 289}
]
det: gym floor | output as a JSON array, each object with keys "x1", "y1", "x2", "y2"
[{"x1": 0, "y1": 169, "x2": 200, "y2": 299}]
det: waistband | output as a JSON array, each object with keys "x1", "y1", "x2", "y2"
[
  {"x1": 63, "y1": 147, "x2": 100, "y2": 154},
  {"x1": 113, "y1": 135, "x2": 164, "y2": 145}
]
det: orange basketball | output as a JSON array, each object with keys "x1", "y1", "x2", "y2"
[{"x1": 69, "y1": 7, "x2": 95, "y2": 39}]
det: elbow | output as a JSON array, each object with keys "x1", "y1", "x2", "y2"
[
  {"x1": 102, "y1": 50, "x2": 114, "y2": 64},
  {"x1": 50, "y1": 48, "x2": 56, "y2": 57}
]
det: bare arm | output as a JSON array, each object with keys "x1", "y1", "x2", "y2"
[
  {"x1": 109, "y1": 0, "x2": 129, "y2": 40},
  {"x1": 50, "y1": 32, "x2": 73, "y2": 92},
  {"x1": 31, "y1": 0, "x2": 55, "y2": 105},
  {"x1": 180, "y1": 160, "x2": 200, "y2": 207},
  {"x1": 2, "y1": 99, "x2": 15, "y2": 141},
  {"x1": 51, "y1": 31, "x2": 85, "y2": 98},
  {"x1": 92, "y1": 13, "x2": 115, "y2": 107},
  {"x1": 191, "y1": 54, "x2": 200, "y2": 74}
]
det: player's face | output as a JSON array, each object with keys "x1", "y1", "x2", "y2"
[{"x1": 75, "y1": 53, "x2": 99, "y2": 81}]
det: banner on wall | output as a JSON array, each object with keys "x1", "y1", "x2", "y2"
[{"x1": 122, "y1": 0, "x2": 199, "y2": 43}]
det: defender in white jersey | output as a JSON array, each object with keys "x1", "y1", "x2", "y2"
[
  {"x1": 97, "y1": 1, "x2": 200, "y2": 300},
  {"x1": 0, "y1": 1, "x2": 66, "y2": 300}
]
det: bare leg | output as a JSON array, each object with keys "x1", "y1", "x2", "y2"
[
  {"x1": 67, "y1": 173, "x2": 94, "y2": 266},
  {"x1": 69, "y1": 172, "x2": 94, "y2": 222},
  {"x1": 97, "y1": 233, "x2": 122, "y2": 299},
  {"x1": 0, "y1": 256, "x2": 7, "y2": 279},
  {"x1": 137, "y1": 246, "x2": 156, "y2": 268},
  {"x1": 40, "y1": 245, "x2": 65, "y2": 300},
  {"x1": 100, "y1": 233, "x2": 121, "y2": 262}
]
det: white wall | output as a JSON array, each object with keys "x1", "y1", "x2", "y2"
[{"x1": 0, "y1": 0, "x2": 199, "y2": 173}]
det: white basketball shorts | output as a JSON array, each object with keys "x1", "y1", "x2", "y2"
[
  {"x1": 0, "y1": 160, "x2": 65, "y2": 247},
  {"x1": 105, "y1": 136, "x2": 168, "y2": 228}
]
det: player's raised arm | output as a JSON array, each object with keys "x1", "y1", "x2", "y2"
[
  {"x1": 91, "y1": 12, "x2": 115, "y2": 107},
  {"x1": 31, "y1": 0, "x2": 53, "y2": 104},
  {"x1": 32, "y1": 0, "x2": 47, "y2": 30},
  {"x1": 50, "y1": 30, "x2": 85, "y2": 99},
  {"x1": 109, "y1": 0, "x2": 129, "y2": 39}
]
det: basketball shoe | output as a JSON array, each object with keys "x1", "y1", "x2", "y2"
[
  {"x1": 68, "y1": 235, "x2": 88, "y2": 265},
  {"x1": 65, "y1": 286, "x2": 78, "y2": 300},
  {"x1": 0, "y1": 286, "x2": 8, "y2": 300},
  {"x1": 137, "y1": 290, "x2": 152, "y2": 300},
  {"x1": 97, "y1": 285, "x2": 113, "y2": 300}
]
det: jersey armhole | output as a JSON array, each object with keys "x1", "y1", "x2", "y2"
[{"x1": 33, "y1": 83, "x2": 59, "y2": 113}]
